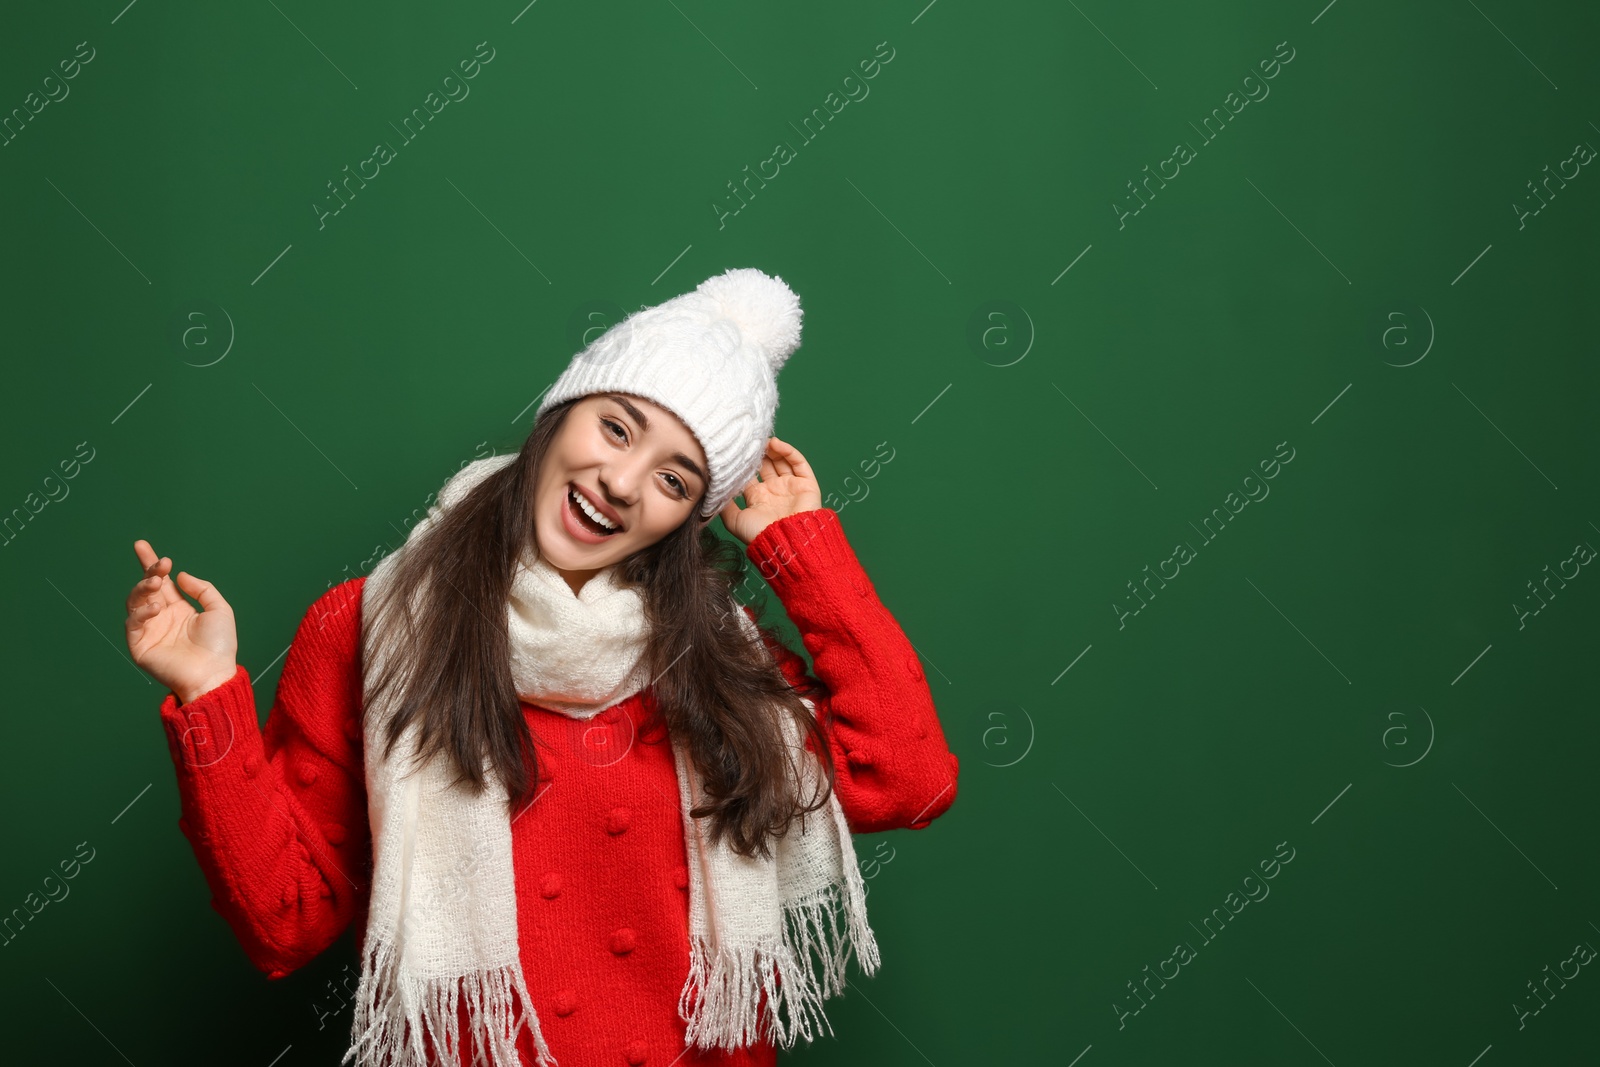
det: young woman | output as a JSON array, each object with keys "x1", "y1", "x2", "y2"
[{"x1": 126, "y1": 268, "x2": 959, "y2": 1067}]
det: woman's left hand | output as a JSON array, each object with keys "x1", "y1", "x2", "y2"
[{"x1": 719, "y1": 437, "x2": 824, "y2": 545}]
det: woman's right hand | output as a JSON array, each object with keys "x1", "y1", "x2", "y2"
[{"x1": 127, "y1": 539, "x2": 239, "y2": 705}]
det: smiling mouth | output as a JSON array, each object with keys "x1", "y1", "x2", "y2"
[{"x1": 568, "y1": 485, "x2": 622, "y2": 536}]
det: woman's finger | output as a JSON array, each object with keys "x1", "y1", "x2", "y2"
[
  {"x1": 754, "y1": 438, "x2": 780, "y2": 483},
  {"x1": 128, "y1": 555, "x2": 170, "y2": 609},
  {"x1": 125, "y1": 599, "x2": 162, "y2": 628},
  {"x1": 149, "y1": 561, "x2": 180, "y2": 608},
  {"x1": 762, "y1": 438, "x2": 793, "y2": 480},
  {"x1": 769, "y1": 436, "x2": 806, "y2": 481},
  {"x1": 770, "y1": 437, "x2": 814, "y2": 483},
  {"x1": 175, "y1": 571, "x2": 229, "y2": 614}
]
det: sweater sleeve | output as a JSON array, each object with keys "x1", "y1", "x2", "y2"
[
  {"x1": 157, "y1": 577, "x2": 372, "y2": 981},
  {"x1": 742, "y1": 507, "x2": 958, "y2": 834}
]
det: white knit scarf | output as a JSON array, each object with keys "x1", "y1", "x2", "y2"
[{"x1": 342, "y1": 456, "x2": 879, "y2": 1067}]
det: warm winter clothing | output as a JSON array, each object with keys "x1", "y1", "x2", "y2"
[
  {"x1": 158, "y1": 506, "x2": 958, "y2": 1066},
  {"x1": 351, "y1": 454, "x2": 879, "y2": 1067},
  {"x1": 537, "y1": 267, "x2": 804, "y2": 522}
]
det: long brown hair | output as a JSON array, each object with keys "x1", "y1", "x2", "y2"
[{"x1": 360, "y1": 396, "x2": 836, "y2": 860}]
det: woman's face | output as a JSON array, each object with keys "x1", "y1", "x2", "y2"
[{"x1": 533, "y1": 392, "x2": 710, "y2": 595}]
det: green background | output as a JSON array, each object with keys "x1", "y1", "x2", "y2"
[{"x1": 4, "y1": 0, "x2": 1598, "y2": 1063}]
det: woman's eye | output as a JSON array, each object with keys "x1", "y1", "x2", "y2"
[{"x1": 604, "y1": 417, "x2": 687, "y2": 498}]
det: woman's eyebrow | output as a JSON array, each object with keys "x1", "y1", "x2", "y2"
[{"x1": 605, "y1": 394, "x2": 708, "y2": 485}]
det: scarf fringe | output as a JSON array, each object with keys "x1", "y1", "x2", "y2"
[
  {"x1": 678, "y1": 879, "x2": 882, "y2": 1051},
  {"x1": 341, "y1": 931, "x2": 558, "y2": 1067}
]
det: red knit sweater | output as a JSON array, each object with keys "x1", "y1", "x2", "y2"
[{"x1": 157, "y1": 507, "x2": 959, "y2": 1067}]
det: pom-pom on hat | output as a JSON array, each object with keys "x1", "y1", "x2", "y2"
[{"x1": 536, "y1": 267, "x2": 804, "y2": 523}]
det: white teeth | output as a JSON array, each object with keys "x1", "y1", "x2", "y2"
[{"x1": 570, "y1": 487, "x2": 618, "y2": 530}]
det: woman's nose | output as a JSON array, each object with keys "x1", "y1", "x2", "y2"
[{"x1": 597, "y1": 468, "x2": 640, "y2": 505}]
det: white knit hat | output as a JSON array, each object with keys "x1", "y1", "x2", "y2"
[{"x1": 535, "y1": 267, "x2": 803, "y2": 522}]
